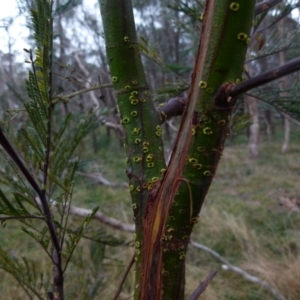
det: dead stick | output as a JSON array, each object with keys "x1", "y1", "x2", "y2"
[
  {"x1": 187, "y1": 269, "x2": 217, "y2": 300},
  {"x1": 112, "y1": 253, "x2": 135, "y2": 300}
]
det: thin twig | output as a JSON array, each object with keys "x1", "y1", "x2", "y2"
[
  {"x1": 256, "y1": 3, "x2": 299, "y2": 35},
  {"x1": 73, "y1": 52, "x2": 101, "y2": 108},
  {"x1": 254, "y1": 0, "x2": 282, "y2": 15},
  {"x1": 6, "y1": 83, "x2": 112, "y2": 113},
  {"x1": 60, "y1": 182, "x2": 74, "y2": 250},
  {"x1": 187, "y1": 269, "x2": 217, "y2": 300},
  {"x1": 245, "y1": 93, "x2": 300, "y2": 126},
  {"x1": 54, "y1": 71, "x2": 87, "y2": 88},
  {"x1": 112, "y1": 253, "x2": 135, "y2": 300},
  {"x1": 245, "y1": 45, "x2": 295, "y2": 64},
  {"x1": 77, "y1": 171, "x2": 127, "y2": 187},
  {"x1": 101, "y1": 120, "x2": 123, "y2": 134},
  {"x1": 52, "y1": 83, "x2": 112, "y2": 104},
  {"x1": 13, "y1": 276, "x2": 44, "y2": 300},
  {"x1": 0, "y1": 215, "x2": 45, "y2": 221},
  {"x1": 68, "y1": 205, "x2": 135, "y2": 232}
]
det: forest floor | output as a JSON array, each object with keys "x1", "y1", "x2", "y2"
[{"x1": 1, "y1": 124, "x2": 300, "y2": 300}]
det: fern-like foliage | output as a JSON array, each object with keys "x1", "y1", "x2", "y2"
[
  {"x1": 0, "y1": 0, "x2": 121, "y2": 298},
  {"x1": 0, "y1": 246, "x2": 47, "y2": 300},
  {"x1": 248, "y1": 27, "x2": 300, "y2": 63},
  {"x1": 249, "y1": 80, "x2": 300, "y2": 122}
]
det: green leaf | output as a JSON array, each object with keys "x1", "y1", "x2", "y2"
[
  {"x1": 165, "y1": 62, "x2": 193, "y2": 74},
  {"x1": 154, "y1": 80, "x2": 189, "y2": 101},
  {"x1": 250, "y1": 81, "x2": 300, "y2": 122},
  {"x1": 22, "y1": 226, "x2": 51, "y2": 253},
  {"x1": 0, "y1": 189, "x2": 19, "y2": 215},
  {"x1": 138, "y1": 35, "x2": 164, "y2": 66},
  {"x1": 6, "y1": 83, "x2": 27, "y2": 104},
  {"x1": 0, "y1": 246, "x2": 44, "y2": 300},
  {"x1": 0, "y1": 149, "x2": 32, "y2": 194},
  {"x1": 51, "y1": 111, "x2": 98, "y2": 176},
  {"x1": 19, "y1": 127, "x2": 46, "y2": 162},
  {"x1": 83, "y1": 229, "x2": 124, "y2": 247},
  {"x1": 89, "y1": 242, "x2": 105, "y2": 276},
  {"x1": 230, "y1": 113, "x2": 251, "y2": 134}
]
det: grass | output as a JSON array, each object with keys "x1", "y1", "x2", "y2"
[{"x1": 0, "y1": 124, "x2": 300, "y2": 299}]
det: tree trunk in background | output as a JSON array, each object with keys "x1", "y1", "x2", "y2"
[
  {"x1": 279, "y1": 18, "x2": 290, "y2": 153},
  {"x1": 248, "y1": 95, "x2": 259, "y2": 159},
  {"x1": 247, "y1": 59, "x2": 259, "y2": 158},
  {"x1": 263, "y1": 109, "x2": 273, "y2": 140},
  {"x1": 281, "y1": 114, "x2": 290, "y2": 153}
]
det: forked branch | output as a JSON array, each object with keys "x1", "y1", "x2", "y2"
[{"x1": 157, "y1": 56, "x2": 300, "y2": 121}]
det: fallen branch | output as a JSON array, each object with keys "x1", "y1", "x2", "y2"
[
  {"x1": 279, "y1": 196, "x2": 300, "y2": 213},
  {"x1": 187, "y1": 269, "x2": 217, "y2": 300},
  {"x1": 112, "y1": 253, "x2": 135, "y2": 300},
  {"x1": 77, "y1": 171, "x2": 127, "y2": 187},
  {"x1": 101, "y1": 120, "x2": 124, "y2": 134},
  {"x1": 68, "y1": 205, "x2": 135, "y2": 232},
  {"x1": 66, "y1": 206, "x2": 286, "y2": 300},
  {"x1": 191, "y1": 241, "x2": 286, "y2": 300}
]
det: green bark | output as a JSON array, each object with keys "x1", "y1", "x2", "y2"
[
  {"x1": 99, "y1": 0, "x2": 165, "y2": 295},
  {"x1": 185, "y1": 0, "x2": 256, "y2": 208},
  {"x1": 135, "y1": 1, "x2": 256, "y2": 299},
  {"x1": 99, "y1": 1, "x2": 256, "y2": 299}
]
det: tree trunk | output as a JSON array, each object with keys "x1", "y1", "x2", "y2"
[
  {"x1": 263, "y1": 109, "x2": 273, "y2": 140},
  {"x1": 278, "y1": 18, "x2": 290, "y2": 153},
  {"x1": 281, "y1": 114, "x2": 290, "y2": 153},
  {"x1": 99, "y1": 0, "x2": 256, "y2": 298},
  {"x1": 248, "y1": 95, "x2": 260, "y2": 159}
]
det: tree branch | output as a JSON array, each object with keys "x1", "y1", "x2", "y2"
[
  {"x1": 52, "y1": 83, "x2": 112, "y2": 104},
  {"x1": 0, "y1": 127, "x2": 42, "y2": 201},
  {"x1": 0, "y1": 127, "x2": 62, "y2": 283},
  {"x1": 157, "y1": 57, "x2": 300, "y2": 121},
  {"x1": 0, "y1": 215, "x2": 45, "y2": 221},
  {"x1": 112, "y1": 253, "x2": 135, "y2": 300},
  {"x1": 244, "y1": 92, "x2": 300, "y2": 128},
  {"x1": 229, "y1": 57, "x2": 300, "y2": 97},
  {"x1": 157, "y1": 97, "x2": 186, "y2": 122},
  {"x1": 254, "y1": 0, "x2": 282, "y2": 15},
  {"x1": 191, "y1": 241, "x2": 286, "y2": 300},
  {"x1": 187, "y1": 269, "x2": 217, "y2": 300},
  {"x1": 73, "y1": 52, "x2": 103, "y2": 109},
  {"x1": 68, "y1": 205, "x2": 135, "y2": 232},
  {"x1": 101, "y1": 120, "x2": 124, "y2": 134}
]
